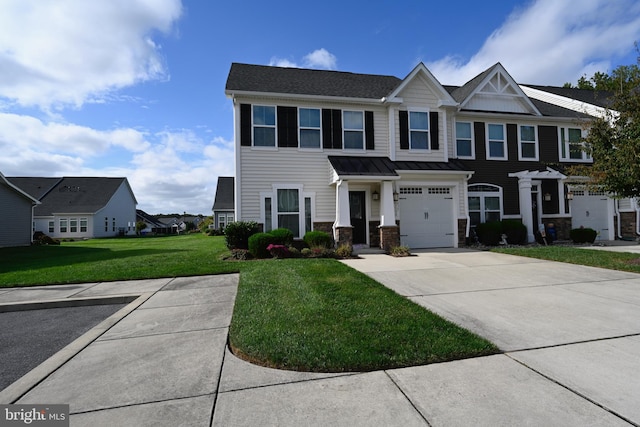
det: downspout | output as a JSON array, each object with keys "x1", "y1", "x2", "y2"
[
  {"x1": 636, "y1": 198, "x2": 640, "y2": 237},
  {"x1": 614, "y1": 199, "x2": 622, "y2": 239}
]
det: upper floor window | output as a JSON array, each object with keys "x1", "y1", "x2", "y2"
[
  {"x1": 253, "y1": 105, "x2": 276, "y2": 147},
  {"x1": 519, "y1": 125, "x2": 538, "y2": 160},
  {"x1": 343, "y1": 111, "x2": 364, "y2": 149},
  {"x1": 559, "y1": 127, "x2": 591, "y2": 161},
  {"x1": 486, "y1": 124, "x2": 507, "y2": 160},
  {"x1": 299, "y1": 108, "x2": 321, "y2": 149},
  {"x1": 409, "y1": 111, "x2": 429, "y2": 150},
  {"x1": 455, "y1": 121, "x2": 474, "y2": 158}
]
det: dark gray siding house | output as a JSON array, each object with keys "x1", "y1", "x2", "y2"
[{"x1": 0, "y1": 172, "x2": 40, "y2": 247}]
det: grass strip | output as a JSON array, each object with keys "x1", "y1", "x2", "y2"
[
  {"x1": 229, "y1": 258, "x2": 498, "y2": 372},
  {"x1": 493, "y1": 246, "x2": 640, "y2": 273}
]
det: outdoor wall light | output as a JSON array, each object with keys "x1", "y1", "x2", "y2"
[
  {"x1": 566, "y1": 191, "x2": 574, "y2": 200},
  {"x1": 393, "y1": 192, "x2": 399, "y2": 202},
  {"x1": 372, "y1": 190, "x2": 379, "y2": 201}
]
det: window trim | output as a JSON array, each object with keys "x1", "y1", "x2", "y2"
[
  {"x1": 298, "y1": 107, "x2": 322, "y2": 150},
  {"x1": 486, "y1": 123, "x2": 507, "y2": 160},
  {"x1": 408, "y1": 109, "x2": 430, "y2": 151},
  {"x1": 558, "y1": 127, "x2": 592, "y2": 162},
  {"x1": 252, "y1": 104, "x2": 277, "y2": 148},
  {"x1": 518, "y1": 124, "x2": 539, "y2": 161},
  {"x1": 342, "y1": 110, "x2": 365, "y2": 151},
  {"x1": 455, "y1": 121, "x2": 475, "y2": 159}
]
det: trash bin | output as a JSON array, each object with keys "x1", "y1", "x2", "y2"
[{"x1": 546, "y1": 223, "x2": 556, "y2": 242}]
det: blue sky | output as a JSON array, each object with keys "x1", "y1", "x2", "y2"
[{"x1": 1, "y1": 0, "x2": 639, "y2": 215}]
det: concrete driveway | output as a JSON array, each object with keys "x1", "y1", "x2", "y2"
[{"x1": 342, "y1": 248, "x2": 640, "y2": 425}]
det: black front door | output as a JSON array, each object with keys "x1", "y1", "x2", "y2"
[{"x1": 349, "y1": 191, "x2": 366, "y2": 244}]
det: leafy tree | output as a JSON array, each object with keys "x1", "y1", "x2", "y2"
[
  {"x1": 135, "y1": 221, "x2": 147, "y2": 235},
  {"x1": 569, "y1": 54, "x2": 640, "y2": 198}
]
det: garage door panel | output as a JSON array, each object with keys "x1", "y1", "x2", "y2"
[
  {"x1": 570, "y1": 190, "x2": 610, "y2": 240},
  {"x1": 399, "y1": 187, "x2": 455, "y2": 249}
]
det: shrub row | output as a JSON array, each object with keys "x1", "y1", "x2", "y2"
[
  {"x1": 475, "y1": 220, "x2": 527, "y2": 246},
  {"x1": 570, "y1": 227, "x2": 597, "y2": 243}
]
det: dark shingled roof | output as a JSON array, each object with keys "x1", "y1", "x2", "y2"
[
  {"x1": 6, "y1": 177, "x2": 62, "y2": 200},
  {"x1": 524, "y1": 85, "x2": 614, "y2": 108},
  {"x1": 7, "y1": 176, "x2": 130, "y2": 216},
  {"x1": 226, "y1": 63, "x2": 402, "y2": 99},
  {"x1": 328, "y1": 156, "x2": 470, "y2": 177},
  {"x1": 213, "y1": 176, "x2": 235, "y2": 210}
]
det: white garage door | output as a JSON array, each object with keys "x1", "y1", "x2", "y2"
[
  {"x1": 570, "y1": 190, "x2": 611, "y2": 240},
  {"x1": 398, "y1": 187, "x2": 455, "y2": 249}
]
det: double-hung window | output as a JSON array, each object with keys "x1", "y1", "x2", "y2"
[
  {"x1": 519, "y1": 125, "x2": 538, "y2": 160},
  {"x1": 60, "y1": 218, "x2": 68, "y2": 233},
  {"x1": 486, "y1": 124, "x2": 507, "y2": 159},
  {"x1": 252, "y1": 105, "x2": 276, "y2": 147},
  {"x1": 262, "y1": 186, "x2": 314, "y2": 238},
  {"x1": 409, "y1": 111, "x2": 429, "y2": 150},
  {"x1": 48, "y1": 221, "x2": 54, "y2": 233},
  {"x1": 70, "y1": 218, "x2": 78, "y2": 233},
  {"x1": 277, "y1": 189, "x2": 300, "y2": 237},
  {"x1": 343, "y1": 111, "x2": 364, "y2": 149},
  {"x1": 559, "y1": 127, "x2": 590, "y2": 161},
  {"x1": 455, "y1": 122, "x2": 474, "y2": 158},
  {"x1": 80, "y1": 218, "x2": 87, "y2": 232},
  {"x1": 299, "y1": 108, "x2": 321, "y2": 148},
  {"x1": 468, "y1": 184, "x2": 502, "y2": 228}
]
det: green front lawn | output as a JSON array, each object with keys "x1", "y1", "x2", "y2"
[{"x1": 0, "y1": 234, "x2": 498, "y2": 372}]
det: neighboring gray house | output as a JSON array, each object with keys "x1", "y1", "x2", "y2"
[
  {"x1": 7, "y1": 176, "x2": 138, "y2": 239},
  {"x1": 136, "y1": 209, "x2": 168, "y2": 234},
  {"x1": 212, "y1": 176, "x2": 235, "y2": 230},
  {"x1": 0, "y1": 172, "x2": 40, "y2": 247}
]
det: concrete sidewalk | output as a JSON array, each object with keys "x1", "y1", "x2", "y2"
[{"x1": 1, "y1": 246, "x2": 639, "y2": 426}]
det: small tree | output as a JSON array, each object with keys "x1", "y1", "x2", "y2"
[{"x1": 135, "y1": 221, "x2": 147, "y2": 235}]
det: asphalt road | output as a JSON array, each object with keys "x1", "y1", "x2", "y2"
[{"x1": 0, "y1": 304, "x2": 126, "y2": 391}]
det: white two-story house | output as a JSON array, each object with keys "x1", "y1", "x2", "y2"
[{"x1": 225, "y1": 62, "x2": 639, "y2": 249}]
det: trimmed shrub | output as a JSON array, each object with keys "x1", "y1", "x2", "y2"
[
  {"x1": 475, "y1": 221, "x2": 502, "y2": 246},
  {"x1": 570, "y1": 227, "x2": 597, "y2": 244},
  {"x1": 501, "y1": 220, "x2": 527, "y2": 245},
  {"x1": 303, "y1": 230, "x2": 333, "y2": 249},
  {"x1": 267, "y1": 244, "x2": 290, "y2": 258},
  {"x1": 389, "y1": 245, "x2": 411, "y2": 257},
  {"x1": 248, "y1": 232, "x2": 276, "y2": 258},
  {"x1": 335, "y1": 244, "x2": 353, "y2": 258},
  {"x1": 224, "y1": 221, "x2": 260, "y2": 249},
  {"x1": 269, "y1": 228, "x2": 294, "y2": 246}
]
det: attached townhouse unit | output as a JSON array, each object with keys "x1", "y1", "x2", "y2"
[
  {"x1": 225, "y1": 62, "x2": 639, "y2": 250},
  {"x1": 7, "y1": 176, "x2": 138, "y2": 240}
]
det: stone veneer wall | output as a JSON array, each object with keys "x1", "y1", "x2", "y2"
[
  {"x1": 457, "y1": 219, "x2": 467, "y2": 247},
  {"x1": 543, "y1": 217, "x2": 572, "y2": 241},
  {"x1": 618, "y1": 212, "x2": 638, "y2": 238},
  {"x1": 335, "y1": 226, "x2": 353, "y2": 248},
  {"x1": 369, "y1": 221, "x2": 381, "y2": 248},
  {"x1": 379, "y1": 226, "x2": 400, "y2": 252}
]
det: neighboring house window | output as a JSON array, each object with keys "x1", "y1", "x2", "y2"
[
  {"x1": 227, "y1": 214, "x2": 234, "y2": 224},
  {"x1": 343, "y1": 111, "x2": 364, "y2": 149},
  {"x1": 559, "y1": 127, "x2": 591, "y2": 161},
  {"x1": 486, "y1": 124, "x2": 507, "y2": 160},
  {"x1": 218, "y1": 214, "x2": 226, "y2": 230},
  {"x1": 299, "y1": 108, "x2": 321, "y2": 149},
  {"x1": 409, "y1": 111, "x2": 429, "y2": 150},
  {"x1": 70, "y1": 218, "x2": 78, "y2": 233},
  {"x1": 253, "y1": 105, "x2": 276, "y2": 147},
  {"x1": 519, "y1": 125, "x2": 538, "y2": 160},
  {"x1": 60, "y1": 218, "x2": 68, "y2": 233},
  {"x1": 112, "y1": 218, "x2": 116, "y2": 232},
  {"x1": 105, "y1": 217, "x2": 108, "y2": 232},
  {"x1": 455, "y1": 121, "x2": 474, "y2": 158},
  {"x1": 48, "y1": 221, "x2": 54, "y2": 233},
  {"x1": 468, "y1": 184, "x2": 502, "y2": 228},
  {"x1": 80, "y1": 218, "x2": 87, "y2": 232}
]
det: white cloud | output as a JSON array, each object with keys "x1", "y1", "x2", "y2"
[
  {"x1": 303, "y1": 48, "x2": 337, "y2": 70},
  {"x1": 269, "y1": 48, "x2": 338, "y2": 70},
  {"x1": 427, "y1": 0, "x2": 640, "y2": 85},
  {"x1": 0, "y1": 0, "x2": 182, "y2": 109}
]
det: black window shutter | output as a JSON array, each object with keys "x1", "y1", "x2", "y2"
[
  {"x1": 277, "y1": 106, "x2": 298, "y2": 147},
  {"x1": 322, "y1": 109, "x2": 333, "y2": 149},
  {"x1": 399, "y1": 110, "x2": 409, "y2": 149},
  {"x1": 430, "y1": 111, "x2": 439, "y2": 150},
  {"x1": 332, "y1": 109, "x2": 342, "y2": 149},
  {"x1": 365, "y1": 111, "x2": 374, "y2": 150},
  {"x1": 240, "y1": 104, "x2": 252, "y2": 146}
]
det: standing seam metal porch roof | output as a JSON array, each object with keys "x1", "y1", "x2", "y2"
[{"x1": 328, "y1": 156, "x2": 470, "y2": 177}]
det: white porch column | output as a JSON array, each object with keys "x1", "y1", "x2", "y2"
[
  {"x1": 518, "y1": 177, "x2": 534, "y2": 242},
  {"x1": 380, "y1": 181, "x2": 397, "y2": 226},
  {"x1": 335, "y1": 179, "x2": 351, "y2": 227},
  {"x1": 558, "y1": 179, "x2": 567, "y2": 214}
]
